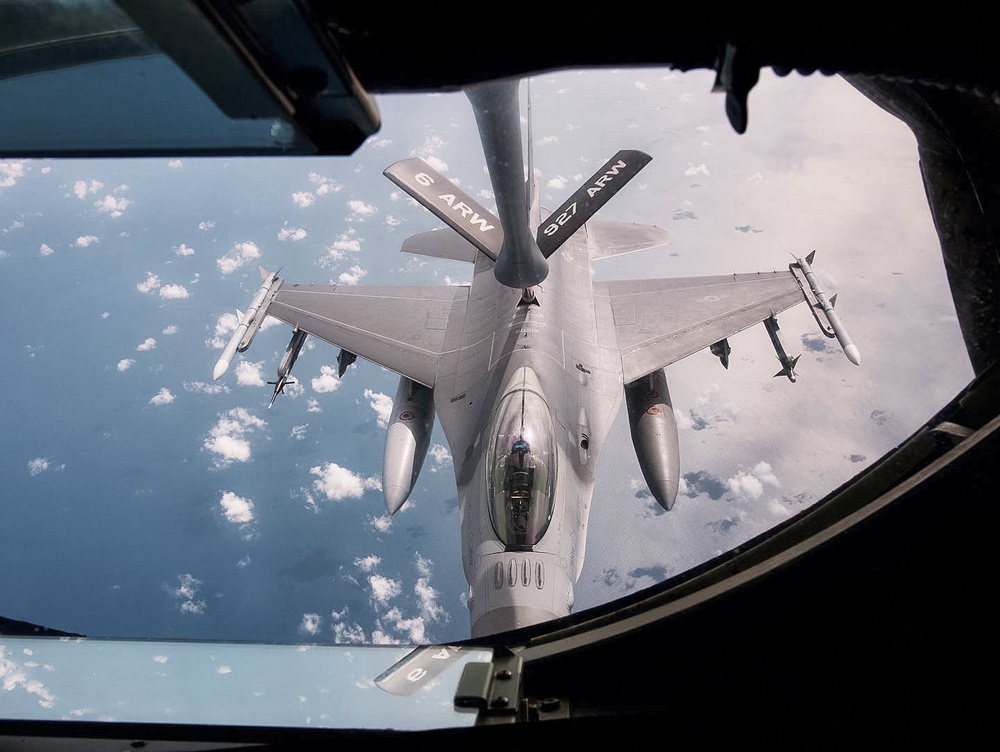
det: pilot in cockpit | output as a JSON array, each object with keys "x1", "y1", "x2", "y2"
[{"x1": 507, "y1": 437, "x2": 534, "y2": 533}]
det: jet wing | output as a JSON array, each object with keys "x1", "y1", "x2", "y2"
[
  {"x1": 598, "y1": 271, "x2": 804, "y2": 383},
  {"x1": 266, "y1": 283, "x2": 469, "y2": 388}
]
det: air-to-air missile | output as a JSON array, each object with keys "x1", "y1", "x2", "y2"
[
  {"x1": 213, "y1": 266, "x2": 281, "y2": 380},
  {"x1": 267, "y1": 327, "x2": 307, "y2": 408},
  {"x1": 764, "y1": 313, "x2": 800, "y2": 382},
  {"x1": 791, "y1": 251, "x2": 861, "y2": 366}
]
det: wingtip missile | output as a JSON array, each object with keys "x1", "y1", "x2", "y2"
[
  {"x1": 211, "y1": 270, "x2": 282, "y2": 380},
  {"x1": 792, "y1": 253, "x2": 861, "y2": 367}
]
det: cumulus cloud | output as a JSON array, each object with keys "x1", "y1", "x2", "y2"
[
  {"x1": 75, "y1": 235, "x2": 99, "y2": 247},
  {"x1": 162, "y1": 324, "x2": 178, "y2": 335},
  {"x1": 136, "y1": 338, "x2": 157, "y2": 352},
  {"x1": 159, "y1": 284, "x2": 189, "y2": 299},
  {"x1": 204, "y1": 407, "x2": 266, "y2": 468},
  {"x1": 183, "y1": 380, "x2": 229, "y2": 395},
  {"x1": 137, "y1": 272, "x2": 160, "y2": 294},
  {"x1": 172, "y1": 573, "x2": 206, "y2": 615},
  {"x1": 347, "y1": 199, "x2": 377, "y2": 219},
  {"x1": 278, "y1": 226, "x2": 308, "y2": 242},
  {"x1": 546, "y1": 176, "x2": 569, "y2": 190},
  {"x1": 368, "y1": 574, "x2": 402, "y2": 605},
  {"x1": 174, "y1": 243, "x2": 195, "y2": 256},
  {"x1": 217, "y1": 241, "x2": 261, "y2": 275},
  {"x1": 149, "y1": 387, "x2": 175, "y2": 406},
  {"x1": 308, "y1": 172, "x2": 341, "y2": 196},
  {"x1": 94, "y1": 194, "x2": 132, "y2": 218},
  {"x1": 338, "y1": 264, "x2": 367, "y2": 285},
  {"x1": 326, "y1": 230, "x2": 361, "y2": 261},
  {"x1": 39, "y1": 243, "x2": 54, "y2": 256},
  {"x1": 310, "y1": 462, "x2": 380, "y2": 501},
  {"x1": 311, "y1": 365, "x2": 341, "y2": 393},
  {"x1": 684, "y1": 163, "x2": 710, "y2": 177},
  {"x1": 27, "y1": 458, "x2": 49, "y2": 476},
  {"x1": 117, "y1": 358, "x2": 135, "y2": 372},
  {"x1": 354, "y1": 555, "x2": 381, "y2": 572},
  {"x1": 725, "y1": 461, "x2": 780, "y2": 501},
  {"x1": 198, "y1": 220, "x2": 215, "y2": 231},
  {"x1": 235, "y1": 360, "x2": 266, "y2": 387},
  {"x1": 369, "y1": 514, "x2": 392, "y2": 533},
  {"x1": 72, "y1": 178, "x2": 103, "y2": 199},
  {"x1": 429, "y1": 444, "x2": 452, "y2": 472},
  {"x1": 300, "y1": 613, "x2": 321, "y2": 635},
  {"x1": 167, "y1": 159, "x2": 183, "y2": 169},
  {"x1": 413, "y1": 553, "x2": 446, "y2": 623},
  {"x1": 219, "y1": 491, "x2": 255, "y2": 524},
  {"x1": 290, "y1": 424, "x2": 308, "y2": 440},
  {"x1": 0, "y1": 645, "x2": 56, "y2": 708},
  {"x1": 363, "y1": 389, "x2": 392, "y2": 428},
  {"x1": 292, "y1": 191, "x2": 315, "y2": 208}
]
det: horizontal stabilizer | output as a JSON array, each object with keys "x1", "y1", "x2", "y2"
[
  {"x1": 400, "y1": 228, "x2": 479, "y2": 264},
  {"x1": 585, "y1": 220, "x2": 670, "y2": 260},
  {"x1": 384, "y1": 157, "x2": 500, "y2": 261},
  {"x1": 537, "y1": 149, "x2": 652, "y2": 258}
]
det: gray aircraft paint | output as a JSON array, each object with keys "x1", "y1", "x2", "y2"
[{"x1": 213, "y1": 80, "x2": 856, "y2": 637}]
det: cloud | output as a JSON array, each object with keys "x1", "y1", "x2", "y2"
[
  {"x1": 278, "y1": 227, "x2": 308, "y2": 242},
  {"x1": 149, "y1": 387, "x2": 175, "y2": 406},
  {"x1": 172, "y1": 573, "x2": 206, "y2": 615},
  {"x1": 363, "y1": 389, "x2": 392, "y2": 428},
  {"x1": 311, "y1": 365, "x2": 341, "y2": 393},
  {"x1": 219, "y1": 491, "x2": 255, "y2": 524},
  {"x1": 300, "y1": 613, "x2": 321, "y2": 635},
  {"x1": 347, "y1": 199, "x2": 377, "y2": 219},
  {"x1": 137, "y1": 272, "x2": 160, "y2": 294},
  {"x1": 308, "y1": 172, "x2": 342, "y2": 196},
  {"x1": 27, "y1": 458, "x2": 49, "y2": 476},
  {"x1": 368, "y1": 574, "x2": 402, "y2": 605},
  {"x1": 310, "y1": 462, "x2": 380, "y2": 501},
  {"x1": 94, "y1": 195, "x2": 132, "y2": 218},
  {"x1": 292, "y1": 191, "x2": 315, "y2": 208},
  {"x1": 159, "y1": 284, "x2": 189, "y2": 299},
  {"x1": 369, "y1": 514, "x2": 392, "y2": 533},
  {"x1": 235, "y1": 360, "x2": 265, "y2": 387},
  {"x1": 167, "y1": 159, "x2": 183, "y2": 169},
  {"x1": 0, "y1": 645, "x2": 56, "y2": 708},
  {"x1": 546, "y1": 176, "x2": 569, "y2": 190},
  {"x1": 183, "y1": 380, "x2": 229, "y2": 395},
  {"x1": 414, "y1": 553, "x2": 447, "y2": 623},
  {"x1": 290, "y1": 424, "x2": 308, "y2": 440},
  {"x1": 72, "y1": 179, "x2": 103, "y2": 199},
  {"x1": 204, "y1": 407, "x2": 266, "y2": 468},
  {"x1": 684, "y1": 163, "x2": 710, "y2": 177},
  {"x1": 338, "y1": 264, "x2": 367, "y2": 285},
  {"x1": 354, "y1": 555, "x2": 381, "y2": 572},
  {"x1": 429, "y1": 444, "x2": 452, "y2": 472},
  {"x1": 424, "y1": 155, "x2": 448, "y2": 173},
  {"x1": 198, "y1": 220, "x2": 215, "y2": 231},
  {"x1": 162, "y1": 324, "x2": 178, "y2": 335},
  {"x1": 75, "y1": 235, "x2": 99, "y2": 247},
  {"x1": 117, "y1": 358, "x2": 135, "y2": 372},
  {"x1": 217, "y1": 241, "x2": 261, "y2": 275},
  {"x1": 725, "y1": 461, "x2": 780, "y2": 501},
  {"x1": 136, "y1": 337, "x2": 156, "y2": 352},
  {"x1": 39, "y1": 243, "x2": 54, "y2": 256},
  {"x1": 174, "y1": 243, "x2": 195, "y2": 256},
  {"x1": 326, "y1": 230, "x2": 361, "y2": 261}
]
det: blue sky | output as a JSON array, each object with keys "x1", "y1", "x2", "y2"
[{"x1": 0, "y1": 67, "x2": 973, "y2": 645}]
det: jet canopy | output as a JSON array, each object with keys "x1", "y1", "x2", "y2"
[{"x1": 487, "y1": 388, "x2": 556, "y2": 549}]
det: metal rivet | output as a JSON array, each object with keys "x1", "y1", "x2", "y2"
[
  {"x1": 491, "y1": 696, "x2": 509, "y2": 708},
  {"x1": 496, "y1": 669, "x2": 512, "y2": 680}
]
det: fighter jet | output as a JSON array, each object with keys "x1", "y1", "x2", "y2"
[{"x1": 213, "y1": 79, "x2": 858, "y2": 637}]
